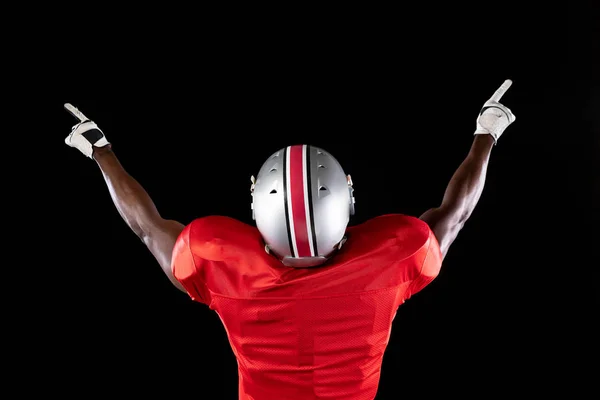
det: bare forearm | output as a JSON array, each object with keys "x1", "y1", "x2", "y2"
[
  {"x1": 440, "y1": 134, "x2": 495, "y2": 222},
  {"x1": 92, "y1": 146, "x2": 161, "y2": 238}
]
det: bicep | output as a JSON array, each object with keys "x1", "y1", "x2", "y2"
[
  {"x1": 142, "y1": 219, "x2": 187, "y2": 292},
  {"x1": 419, "y1": 207, "x2": 464, "y2": 260}
]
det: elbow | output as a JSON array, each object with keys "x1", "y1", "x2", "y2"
[
  {"x1": 457, "y1": 209, "x2": 472, "y2": 225},
  {"x1": 131, "y1": 226, "x2": 146, "y2": 242},
  {"x1": 458, "y1": 200, "x2": 481, "y2": 225},
  {"x1": 448, "y1": 200, "x2": 474, "y2": 226},
  {"x1": 441, "y1": 204, "x2": 470, "y2": 226},
  {"x1": 140, "y1": 232, "x2": 153, "y2": 246},
  {"x1": 455, "y1": 218, "x2": 468, "y2": 234},
  {"x1": 134, "y1": 223, "x2": 153, "y2": 245},
  {"x1": 127, "y1": 215, "x2": 155, "y2": 242}
]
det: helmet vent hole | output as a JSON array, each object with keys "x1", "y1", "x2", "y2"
[
  {"x1": 319, "y1": 186, "x2": 327, "y2": 191},
  {"x1": 270, "y1": 189, "x2": 277, "y2": 194},
  {"x1": 318, "y1": 164, "x2": 326, "y2": 168},
  {"x1": 270, "y1": 167, "x2": 277, "y2": 172}
]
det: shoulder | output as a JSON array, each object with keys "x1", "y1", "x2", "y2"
[
  {"x1": 342, "y1": 214, "x2": 433, "y2": 261},
  {"x1": 186, "y1": 215, "x2": 256, "y2": 237},
  {"x1": 181, "y1": 215, "x2": 263, "y2": 261},
  {"x1": 348, "y1": 213, "x2": 431, "y2": 240}
]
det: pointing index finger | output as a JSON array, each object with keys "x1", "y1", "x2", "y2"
[
  {"x1": 489, "y1": 79, "x2": 513, "y2": 102},
  {"x1": 64, "y1": 103, "x2": 89, "y2": 122}
]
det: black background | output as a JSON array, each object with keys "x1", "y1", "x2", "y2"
[{"x1": 12, "y1": 2, "x2": 598, "y2": 398}]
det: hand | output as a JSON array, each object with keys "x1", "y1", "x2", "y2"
[
  {"x1": 64, "y1": 103, "x2": 110, "y2": 158},
  {"x1": 474, "y1": 79, "x2": 516, "y2": 144}
]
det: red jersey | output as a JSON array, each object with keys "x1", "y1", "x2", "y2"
[{"x1": 172, "y1": 213, "x2": 442, "y2": 400}]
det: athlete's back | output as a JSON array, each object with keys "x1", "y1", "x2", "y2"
[{"x1": 172, "y1": 214, "x2": 442, "y2": 399}]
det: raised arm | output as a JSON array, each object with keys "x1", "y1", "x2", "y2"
[
  {"x1": 419, "y1": 135, "x2": 495, "y2": 258},
  {"x1": 420, "y1": 80, "x2": 516, "y2": 259},
  {"x1": 63, "y1": 104, "x2": 186, "y2": 292}
]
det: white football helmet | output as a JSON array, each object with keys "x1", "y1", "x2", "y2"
[{"x1": 251, "y1": 144, "x2": 355, "y2": 267}]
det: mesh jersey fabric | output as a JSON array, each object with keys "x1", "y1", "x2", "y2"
[{"x1": 171, "y1": 214, "x2": 442, "y2": 400}]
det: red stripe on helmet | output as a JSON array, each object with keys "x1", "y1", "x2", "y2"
[{"x1": 288, "y1": 145, "x2": 311, "y2": 257}]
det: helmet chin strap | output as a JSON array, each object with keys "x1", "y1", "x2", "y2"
[{"x1": 337, "y1": 236, "x2": 348, "y2": 250}]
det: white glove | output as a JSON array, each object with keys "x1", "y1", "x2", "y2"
[
  {"x1": 64, "y1": 103, "x2": 110, "y2": 158},
  {"x1": 474, "y1": 79, "x2": 516, "y2": 144}
]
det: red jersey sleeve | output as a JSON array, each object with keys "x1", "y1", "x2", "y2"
[
  {"x1": 171, "y1": 221, "x2": 212, "y2": 305},
  {"x1": 406, "y1": 227, "x2": 443, "y2": 297}
]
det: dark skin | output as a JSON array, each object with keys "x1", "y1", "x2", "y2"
[
  {"x1": 93, "y1": 145, "x2": 186, "y2": 292},
  {"x1": 91, "y1": 133, "x2": 495, "y2": 292},
  {"x1": 419, "y1": 134, "x2": 495, "y2": 257}
]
